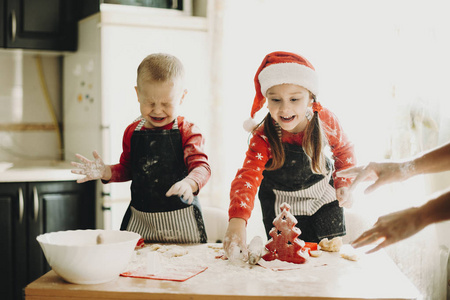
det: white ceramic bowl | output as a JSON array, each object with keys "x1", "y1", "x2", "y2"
[
  {"x1": 37, "y1": 229, "x2": 140, "y2": 284},
  {"x1": 0, "y1": 162, "x2": 13, "y2": 172}
]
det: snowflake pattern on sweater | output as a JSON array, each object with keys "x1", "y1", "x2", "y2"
[{"x1": 229, "y1": 107, "x2": 356, "y2": 222}]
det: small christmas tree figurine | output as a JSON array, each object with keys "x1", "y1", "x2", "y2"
[{"x1": 262, "y1": 202, "x2": 307, "y2": 264}]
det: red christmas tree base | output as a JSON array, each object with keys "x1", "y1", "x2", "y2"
[{"x1": 262, "y1": 202, "x2": 307, "y2": 264}]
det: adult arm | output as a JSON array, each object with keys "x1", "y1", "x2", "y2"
[
  {"x1": 412, "y1": 142, "x2": 450, "y2": 176},
  {"x1": 337, "y1": 142, "x2": 450, "y2": 194},
  {"x1": 352, "y1": 188, "x2": 450, "y2": 253}
]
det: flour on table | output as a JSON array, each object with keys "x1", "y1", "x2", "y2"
[
  {"x1": 125, "y1": 244, "x2": 206, "y2": 277},
  {"x1": 148, "y1": 244, "x2": 188, "y2": 257},
  {"x1": 207, "y1": 244, "x2": 223, "y2": 250}
]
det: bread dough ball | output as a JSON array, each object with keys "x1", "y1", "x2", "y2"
[{"x1": 319, "y1": 237, "x2": 342, "y2": 252}]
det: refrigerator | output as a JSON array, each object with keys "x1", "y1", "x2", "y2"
[{"x1": 63, "y1": 5, "x2": 211, "y2": 230}]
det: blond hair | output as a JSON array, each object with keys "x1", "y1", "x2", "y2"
[{"x1": 136, "y1": 53, "x2": 185, "y2": 90}]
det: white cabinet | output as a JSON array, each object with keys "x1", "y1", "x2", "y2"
[{"x1": 63, "y1": 5, "x2": 211, "y2": 229}]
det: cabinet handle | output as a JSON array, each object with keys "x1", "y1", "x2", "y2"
[
  {"x1": 11, "y1": 10, "x2": 17, "y2": 43},
  {"x1": 18, "y1": 187, "x2": 24, "y2": 224},
  {"x1": 33, "y1": 186, "x2": 39, "y2": 222}
]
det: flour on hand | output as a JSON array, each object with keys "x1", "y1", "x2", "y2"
[{"x1": 71, "y1": 150, "x2": 106, "y2": 183}]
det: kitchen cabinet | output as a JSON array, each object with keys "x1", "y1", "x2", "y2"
[
  {"x1": 0, "y1": 180, "x2": 95, "y2": 300},
  {"x1": 0, "y1": 0, "x2": 4, "y2": 47},
  {"x1": 1, "y1": 0, "x2": 79, "y2": 51}
]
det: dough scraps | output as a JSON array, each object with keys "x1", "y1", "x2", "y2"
[
  {"x1": 148, "y1": 244, "x2": 188, "y2": 257},
  {"x1": 318, "y1": 237, "x2": 343, "y2": 252}
]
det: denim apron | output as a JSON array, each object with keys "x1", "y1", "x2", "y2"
[
  {"x1": 258, "y1": 143, "x2": 345, "y2": 243},
  {"x1": 120, "y1": 118, "x2": 207, "y2": 243}
]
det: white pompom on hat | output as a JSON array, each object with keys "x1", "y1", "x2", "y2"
[{"x1": 244, "y1": 51, "x2": 319, "y2": 132}]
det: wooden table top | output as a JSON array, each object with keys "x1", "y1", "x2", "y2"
[{"x1": 25, "y1": 243, "x2": 420, "y2": 300}]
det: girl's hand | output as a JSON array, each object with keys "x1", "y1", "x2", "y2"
[
  {"x1": 223, "y1": 218, "x2": 248, "y2": 262},
  {"x1": 166, "y1": 178, "x2": 197, "y2": 204},
  {"x1": 71, "y1": 151, "x2": 111, "y2": 183},
  {"x1": 336, "y1": 187, "x2": 353, "y2": 208}
]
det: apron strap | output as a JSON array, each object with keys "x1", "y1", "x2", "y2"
[
  {"x1": 133, "y1": 117, "x2": 178, "y2": 131},
  {"x1": 135, "y1": 118, "x2": 146, "y2": 131}
]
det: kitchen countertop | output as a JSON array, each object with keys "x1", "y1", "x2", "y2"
[
  {"x1": 25, "y1": 243, "x2": 420, "y2": 300},
  {"x1": 0, "y1": 160, "x2": 82, "y2": 182}
]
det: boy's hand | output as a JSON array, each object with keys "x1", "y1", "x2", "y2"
[
  {"x1": 71, "y1": 151, "x2": 110, "y2": 183},
  {"x1": 166, "y1": 178, "x2": 197, "y2": 204}
]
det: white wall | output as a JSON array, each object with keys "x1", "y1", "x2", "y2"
[{"x1": 208, "y1": 0, "x2": 450, "y2": 298}]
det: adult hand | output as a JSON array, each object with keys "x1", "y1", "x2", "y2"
[
  {"x1": 336, "y1": 187, "x2": 353, "y2": 208},
  {"x1": 223, "y1": 218, "x2": 248, "y2": 262},
  {"x1": 166, "y1": 178, "x2": 197, "y2": 204},
  {"x1": 71, "y1": 151, "x2": 110, "y2": 183},
  {"x1": 336, "y1": 162, "x2": 413, "y2": 194},
  {"x1": 351, "y1": 206, "x2": 424, "y2": 253}
]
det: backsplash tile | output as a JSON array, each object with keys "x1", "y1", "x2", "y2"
[{"x1": 0, "y1": 50, "x2": 62, "y2": 162}]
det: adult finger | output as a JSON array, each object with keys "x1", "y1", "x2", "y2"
[
  {"x1": 353, "y1": 233, "x2": 382, "y2": 249},
  {"x1": 351, "y1": 227, "x2": 379, "y2": 246},
  {"x1": 348, "y1": 167, "x2": 374, "y2": 192},
  {"x1": 364, "y1": 180, "x2": 383, "y2": 194},
  {"x1": 365, "y1": 238, "x2": 390, "y2": 254},
  {"x1": 364, "y1": 174, "x2": 392, "y2": 194},
  {"x1": 336, "y1": 166, "x2": 363, "y2": 178}
]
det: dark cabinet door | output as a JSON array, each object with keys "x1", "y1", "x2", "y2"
[
  {"x1": 0, "y1": 183, "x2": 28, "y2": 300},
  {"x1": 27, "y1": 181, "x2": 96, "y2": 283},
  {"x1": 0, "y1": 180, "x2": 96, "y2": 300},
  {"x1": 0, "y1": 0, "x2": 5, "y2": 47},
  {"x1": 5, "y1": 0, "x2": 77, "y2": 50}
]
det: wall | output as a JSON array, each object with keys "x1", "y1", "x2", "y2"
[
  {"x1": 0, "y1": 0, "x2": 209, "y2": 165},
  {"x1": 208, "y1": 0, "x2": 450, "y2": 299},
  {"x1": 0, "y1": 50, "x2": 62, "y2": 162}
]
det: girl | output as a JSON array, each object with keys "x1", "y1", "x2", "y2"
[{"x1": 224, "y1": 51, "x2": 356, "y2": 258}]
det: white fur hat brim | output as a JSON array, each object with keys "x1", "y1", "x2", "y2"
[{"x1": 258, "y1": 63, "x2": 318, "y2": 96}]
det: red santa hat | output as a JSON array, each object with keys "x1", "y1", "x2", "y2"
[{"x1": 243, "y1": 51, "x2": 319, "y2": 132}]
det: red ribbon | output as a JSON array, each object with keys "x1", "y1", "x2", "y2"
[{"x1": 312, "y1": 102, "x2": 323, "y2": 113}]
